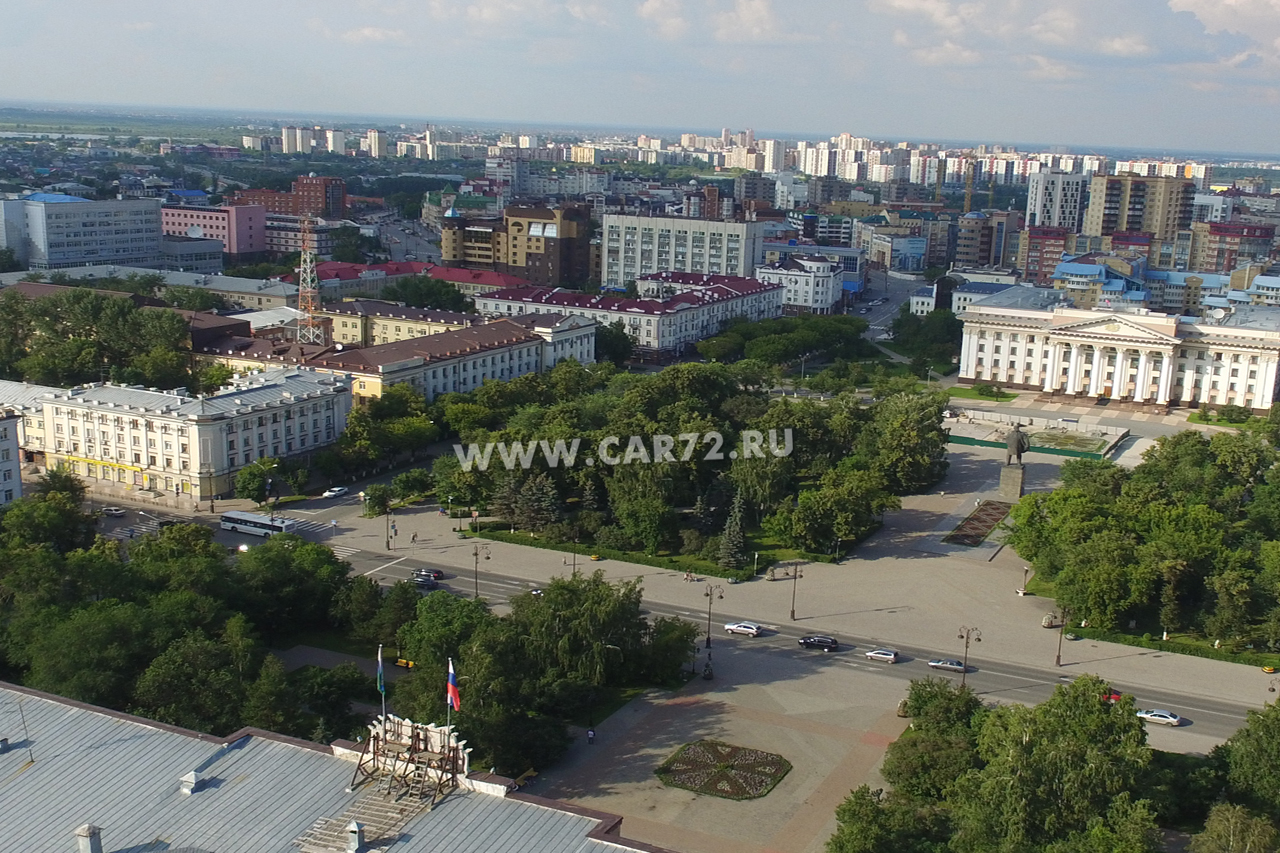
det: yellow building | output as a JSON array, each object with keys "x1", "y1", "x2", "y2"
[
  {"x1": 316, "y1": 300, "x2": 476, "y2": 347},
  {"x1": 1082, "y1": 174, "x2": 1195, "y2": 242},
  {"x1": 440, "y1": 205, "x2": 593, "y2": 287}
]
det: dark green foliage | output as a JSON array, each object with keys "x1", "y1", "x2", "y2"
[
  {"x1": 1219, "y1": 701, "x2": 1280, "y2": 821},
  {"x1": 890, "y1": 306, "x2": 963, "y2": 365},
  {"x1": 1008, "y1": 430, "x2": 1280, "y2": 638},
  {"x1": 595, "y1": 320, "x2": 634, "y2": 366},
  {"x1": 717, "y1": 490, "x2": 747, "y2": 571},
  {"x1": 381, "y1": 274, "x2": 473, "y2": 313}
]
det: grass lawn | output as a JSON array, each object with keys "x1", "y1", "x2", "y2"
[
  {"x1": 874, "y1": 342, "x2": 958, "y2": 376},
  {"x1": 1186, "y1": 411, "x2": 1270, "y2": 433},
  {"x1": 1027, "y1": 429, "x2": 1107, "y2": 453},
  {"x1": 277, "y1": 628, "x2": 379, "y2": 659},
  {"x1": 255, "y1": 495, "x2": 309, "y2": 510},
  {"x1": 948, "y1": 386, "x2": 1019, "y2": 402}
]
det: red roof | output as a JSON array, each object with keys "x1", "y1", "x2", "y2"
[
  {"x1": 297, "y1": 261, "x2": 529, "y2": 290},
  {"x1": 479, "y1": 280, "x2": 781, "y2": 316},
  {"x1": 424, "y1": 265, "x2": 531, "y2": 290}
]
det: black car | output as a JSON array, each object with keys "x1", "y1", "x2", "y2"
[
  {"x1": 798, "y1": 635, "x2": 839, "y2": 652},
  {"x1": 412, "y1": 573, "x2": 438, "y2": 589}
]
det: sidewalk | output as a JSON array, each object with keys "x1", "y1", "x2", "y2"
[{"x1": 342, "y1": 444, "x2": 1275, "y2": 715}]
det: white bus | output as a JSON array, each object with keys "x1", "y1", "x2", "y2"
[{"x1": 220, "y1": 511, "x2": 297, "y2": 537}]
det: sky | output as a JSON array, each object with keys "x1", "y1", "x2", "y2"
[{"x1": 4, "y1": 0, "x2": 1280, "y2": 154}]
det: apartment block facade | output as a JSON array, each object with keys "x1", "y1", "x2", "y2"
[
  {"x1": 440, "y1": 205, "x2": 592, "y2": 287},
  {"x1": 1082, "y1": 174, "x2": 1195, "y2": 242},
  {"x1": 600, "y1": 215, "x2": 763, "y2": 289},
  {"x1": 0, "y1": 194, "x2": 162, "y2": 270},
  {"x1": 161, "y1": 203, "x2": 267, "y2": 258}
]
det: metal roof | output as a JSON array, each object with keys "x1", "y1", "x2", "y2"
[
  {"x1": 19, "y1": 192, "x2": 91, "y2": 203},
  {"x1": 0, "y1": 683, "x2": 667, "y2": 853}
]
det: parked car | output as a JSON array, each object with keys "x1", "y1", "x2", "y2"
[
  {"x1": 725, "y1": 621, "x2": 763, "y2": 637},
  {"x1": 1136, "y1": 709, "x2": 1182, "y2": 726},
  {"x1": 100, "y1": 506, "x2": 127, "y2": 518},
  {"x1": 799, "y1": 635, "x2": 839, "y2": 652},
  {"x1": 864, "y1": 648, "x2": 900, "y2": 663},
  {"x1": 927, "y1": 658, "x2": 966, "y2": 672},
  {"x1": 322, "y1": 486, "x2": 349, "y2": 499}
]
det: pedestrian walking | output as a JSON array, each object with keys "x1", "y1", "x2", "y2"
[
  {"x1": 411, "y1": 532, "x2": 418, "y2": 545},
  {"x1": 587, "y1": 728, "x2": 595, "y2": 745}
]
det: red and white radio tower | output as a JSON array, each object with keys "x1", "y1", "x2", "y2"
[{"x1": 295, "y1": 216, "x2": 326, "y2": 345}]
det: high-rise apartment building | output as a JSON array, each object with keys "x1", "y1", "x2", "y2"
[
  {"x1": 0, "y1": 194, "x2": 162, "y2": 269},
  {"x1": 761, "y1": 140, "x2": 786, "y2": 173},
  {"x1": 440, "y1": 204, "x2": 593, "y2": 287},
  {"x1": 1016, "y1": 226, "x2": 1073, "y2": 283},
  {"x1": 600, "y1": 215, "x2": 763, "y2": 289},
  {"x1": 325, "y1": 130, "x2": 346, "y2": 155},
  {"x1": 366, "y1": 129, "x2": 389, "y2": 158},
  {"x1": 1082, "y1": 174, "x2": 1195, "y2": 242},
  {"x1": 1026, "y1": 170, "x2": 1087, "y2": 231}
]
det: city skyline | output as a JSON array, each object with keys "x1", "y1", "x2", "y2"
[{"x1": 4, "y1": 1, "x2": 1280, "y2": 154}]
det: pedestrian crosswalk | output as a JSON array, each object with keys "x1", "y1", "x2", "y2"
[
  {"x1": 330, "y1": 544, "x2": 362, "y2": 559},
  {"x1": 100, "y1": 515, "x2": 175, "y2": 540}
]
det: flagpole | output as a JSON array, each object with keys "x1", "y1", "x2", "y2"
[
  {"x1": 445, "y1": 657, "x2": 452, "y2": 735},
  {"x1": 377, "y1": 643, "x2": 386, "y2": 724}
]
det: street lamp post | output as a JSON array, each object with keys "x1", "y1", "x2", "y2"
[
  {"x1": 704, "y1": 583, "x2": 724, "y2": 649},
  {"x1": 471, "y1": 544, "x2": 491, "y2": 599},
  {"x1": 571, "y1": 536, "x2": 579, "y2": 576},
  {"x1": 447, "y1": 495, "x2": 454, "y2": 531},
  {"x1": 790, "y1": 560, "x2": 803, "y2": 621},
  {"x1": 1268, "y1": 678, "x2": 1280, "y2": 701},
  {"x1": 385, "y1": 509, "x2": 396, "y2": 552},
  {"x1": 1055, "y1": 607, "x2": 1071, "y2": 668},
  {"x1": 957, "y1": 626, "x2": 981, "y2": 687}
]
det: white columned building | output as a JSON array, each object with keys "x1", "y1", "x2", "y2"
[{"x1": 958, "y1": 288, "x2": 1280, "y2": 413}]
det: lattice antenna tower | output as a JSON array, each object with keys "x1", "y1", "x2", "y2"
[{"x1": 296, "y1": 216, "x2": 325, "y2": 345}]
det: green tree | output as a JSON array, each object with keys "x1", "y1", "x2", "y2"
[
  {"x1": 948, "y1": 675, "x2": 1151, "y2": 853},
  {"x1": 30, "y1": 466, "x2": 88, "y2": 504},
  {"x1": 2, "y1": 491, "x2": 97, "y2": 554},
  {"x1": 376, "y1": 581, "x2": 422, "y2": 645},
  {"x1": 1190, "y1": 804, "x2": 1279, "y2": 853},
  {"x1": 390, "y1": 467, "x2": 433, "y2": 501},
  {"x1": 234, "y1": 458, "x2": 278, "y2": 503},
  {"x1": 857, "y1": 392, "x2": 950, "y2": 494},
  {"x1": 826, "y1": 786, "x2": 951, "y2": 853},
  {"x1": 381, "y1": 275, "x2": 472, "y2": 312},
  {"x1": 1221, "y1": 700, "x2": 1280, "y2": 820},
  {"x1": 0, "y1": 247, "x2": 20, "y2": 273},
  {"x1": 242, "y1": 654, "x2": 301, "y2": 734},
  {"x1": 362, "y1": 483, "x2": 392, "y2": 516},
  {"x1": 717, "y1": 489, "x2": 748, "y2": 572},
  {"x1": 332, "y1": 574, "x2": 384, "y2": 641},
  {"x1": 132, "y1": 631, "x2": 245, "y2": 735},
  {"x1": 595, "y1": 320, "x2": 634, "y2": 367},
  {"x1": 164, "y1": 285, "x2": 227, "y2": 311},
  {"x1": 515, "y1": 473, "x2": 560, "y2": 532}
]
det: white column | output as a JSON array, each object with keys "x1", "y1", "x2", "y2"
[
  {"x1": 1135, "y1": 349, "x2": 1150, "y2": 402},
  {"x1": 960, "y1": 329, "x2": 978, "y2": 379},
  {"x1": 1088, "y1": 345, "x2": 1105, "y2": 397},
  {"x1": 1066, "y1": 344, "x2": 1081, "y2": 394},
  {"x1": 1042, "y1": 342, "x2": 1062, "y2": 392},
  {"x1": 1156, "y1": 352, "x2": 1173, "y2": 403},
  {"x1": 1261, "y1": 357, "x2": 1280, "y2": 410}
]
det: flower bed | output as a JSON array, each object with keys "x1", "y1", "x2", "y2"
[{"x1": 654, "y1": 740, "x2": 791, "y2": 800}]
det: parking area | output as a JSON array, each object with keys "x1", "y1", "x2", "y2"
[{"x1": 538, "y1": 640, "x2": 910, "y2": 853}]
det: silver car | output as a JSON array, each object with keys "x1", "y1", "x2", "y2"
[
  {"x1": 927, "y1": 658, "x2": 966, "y2": 672},
  {"x1": 865, "y1": 648, "x2": 900, "y2": 663},
  {"x1": 725, "y1": 621, "x2": 762, "y2": 637},
  {"x1": 1136, "y1": 709, "x2": 1182, "y2": 726}
]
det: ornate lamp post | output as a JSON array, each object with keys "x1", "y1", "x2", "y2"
[
  {"x1": 957, "y1": 626, "x2": 981, "y2": 687},
  {"x1": 471, "y1": 543, "x2": 490, "y2": 599},
  {"x1": 790, "y1": 561, "x2": 804, "y2": 621},
  {"x1": 1055, "y1": 607, "x2": 1071, "y2": 668},
  {"x1": 704, "y1": 583, "x2": 724, "y2": 649}
]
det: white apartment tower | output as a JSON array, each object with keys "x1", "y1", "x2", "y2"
[
  {"x1": 1026, "y1": 170, "x2": 1087, "y2": 231},
  {"x1": 367, "y1": 129, "x2": 389, "y2": 158},
  {"x1": 600, "y1": 215, "x2": 764, "y2": 289}
]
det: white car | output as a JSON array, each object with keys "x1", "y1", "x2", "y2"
[
  {"x1": 322, "y1": 486, "x2": 349, "y2": 499},
  {"x1": 865, "y1": 648, "x2": 900, "y2": 663},
  {"x1": 725, "y1": 622, "x2": 762, "y2": 637},
  {"x1": 1136, "y1": 709, "x2": 1182, "y2": 727},
  {"x1": 927, "y1": 658, "x2": 966, "y2": 672},
  {"x1": 100, "y1": 506, "x2": 127, "y2": 518}
]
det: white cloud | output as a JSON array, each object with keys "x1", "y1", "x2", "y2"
[
  {"x1": 340, "y1": 26, "x2": 407, "y2": 43},
  {"x1": 1097, "y1": 34, "x2": 1153, "y2": 55},
  {"x1": 1028, "y1": 8, "x2": 1078, "y2": 44},
  {"x1": 637, "y1": 0, "x2": 688, "y2": 39},
  {"x1": 869, "y1": 0, "x2": 972, "y2": 33},
  {"x1": 913, "y1": 39, "x2": 982, "y2": 65},
  {"x1": 1024, "y1": 53, "x2": 1082, "y2": 80}
]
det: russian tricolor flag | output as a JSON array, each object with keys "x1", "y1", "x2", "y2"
[{"x1": 446, "y1": 658, "x2": 461, "y2": 711}]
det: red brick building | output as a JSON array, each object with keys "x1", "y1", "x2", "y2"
[{"x1": 231, "y1": 175, "x2": 347, "y2": 219}]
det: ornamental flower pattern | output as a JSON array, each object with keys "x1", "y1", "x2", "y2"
[{"x1": 655, "y1": 740, "x2": 791, "y2": 800}]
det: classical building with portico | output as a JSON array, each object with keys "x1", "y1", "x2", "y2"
[{"x1": 958, "y1": 287, "x2": 1280, "y2": 413}]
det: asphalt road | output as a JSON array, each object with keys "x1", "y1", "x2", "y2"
[
  {"x1": 337, "y1": 548, "x2": 1251, "y2": 748},
  {"x1": 379, "y1": 219, "x2": 440, "y2": 264}
]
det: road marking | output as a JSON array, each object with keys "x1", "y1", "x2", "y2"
[
  {"x1": 363, "y1": 557, "x2": 407, "y2": 576},
  {"x1": 287, "y1": 508, "x2": 322, "y2": 515}
]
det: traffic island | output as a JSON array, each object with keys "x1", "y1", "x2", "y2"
[{"x1": 655, "y1": 740, "x2": 791, "y2": 800}]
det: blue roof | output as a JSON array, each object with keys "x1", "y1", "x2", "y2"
[
  {"x1": 955, "y1": 281, "x2": 1014, "y2": 295},
  {"x1": 168, "y1": 189, "x2": 207, "y2": 197},
  {"x1": 1056, "y1": 263, "x2": 1105, "y2": 276},
  {"x1": 1121, "y1": 290, "x2": 1148, "y2": 301},
  {"x1": 1101, "y1": 280, "x2": 1126, "y2": 292},
  {"x1": 21, "y1": 192, "x2": 90, "y2": 203},
  {"x1": 914, "y1": 286, "x2": 934, "y2": 296}
]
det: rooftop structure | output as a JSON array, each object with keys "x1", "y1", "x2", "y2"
[{"x1": 0, "y1": 681, "x2": 669, "y2": 853}]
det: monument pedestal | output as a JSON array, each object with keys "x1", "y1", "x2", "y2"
[{"x1": 999, "y1": 464, "x2": 1026, "y2": 501}]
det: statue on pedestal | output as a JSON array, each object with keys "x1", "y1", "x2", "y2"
[{"x1": 1005, "y1": 423, "x2": 1030, "y2": 467}]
